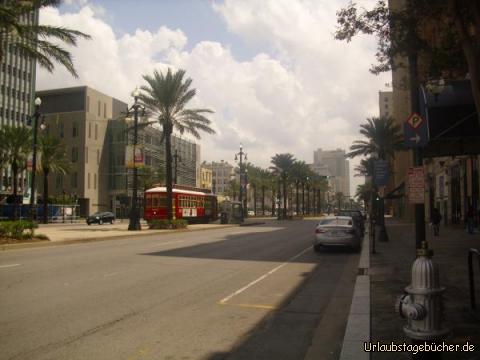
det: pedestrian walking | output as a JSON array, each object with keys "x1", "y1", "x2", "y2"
[
  {"x1": 466, "y1": 206, "x2": 475, "y2": 234},
  {"x1": 431, "y1": 208, "x2": 442, "y2": 236}
]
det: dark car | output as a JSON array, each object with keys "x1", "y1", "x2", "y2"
[
  {"x1": 86, "y1": 212, "x2": 115, "y2": 225},
  {"x1": 337, "y1": 210, "x2": 365, "y2": 236}
]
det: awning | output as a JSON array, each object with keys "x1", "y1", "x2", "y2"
[{"x1": 421, "y1": 80, "x2": 480, "y2": 157}]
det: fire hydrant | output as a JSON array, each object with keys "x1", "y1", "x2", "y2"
[{"x1": 396, "y1": 241, "x2": 449, "y2": 341}]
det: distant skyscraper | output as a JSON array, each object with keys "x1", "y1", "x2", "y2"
[{"x1": 312, "y1": 148, "x2": 350, "y2": 196}]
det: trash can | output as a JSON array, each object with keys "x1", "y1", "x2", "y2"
[{"x1": 220, "y1": 212, "x2": 228, "y2": 224}]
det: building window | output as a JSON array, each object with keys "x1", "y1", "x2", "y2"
[
  {"x1": 71, "y1": 172, "x2": 78, "y2": 188},
  {"x1": 97, "y1": 149, "x2": 100, "y2": 164},
  {"x1": 95, "y1": 124, "x2": 98, "y2": 140},
  {"x1": 71, "y1": 147, "x2": 78, "y2": 162},
  {"x1": 98, "y1": 101, "x2": 101, "y2": 117},
  {"x1": 94, "y1": 173, "x2": 97, "y2": 189},
  {"x1": 55, "y1": 174, "x2": 63, "y2": 189},
  {"x1": 88, "y1": 173, "x2": 91, "y2": 189},
  {"x1": 103, "y1": 103, "x2": 106, "y2": 118},
  {"x1": 86, "y1": 96, "x2": 90, "y2": 112},
  {"x1": 85, "y1": 147, "x2": 88, "y2": 163},
  {"x1": 88, "y1": 122, "x2": 91, "y2": 138},
  {"x1": 72, "y1": 122, "x2": 78, "y2": 137}
]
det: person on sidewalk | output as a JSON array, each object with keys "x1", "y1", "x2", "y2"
[
  {"x1": 466, "y1": 206, "x2": 475, "y2": 234},
  {"x1": 431, "y1": 208, "x2": 442, "y2": 236}
]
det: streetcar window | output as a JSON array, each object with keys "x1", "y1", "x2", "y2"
[
  {"x1": 146, "y1": 194, "x2": 152, "y2": 207},
  {"x1": 152, "y1": 194, "x2": 159, "y2": 208},
  {"x1": 159, "y1": 195, "x2": 167, "y2": 207}
]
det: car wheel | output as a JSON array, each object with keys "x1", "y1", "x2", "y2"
[
  {"x1": 313, "y1": 244, "x2": 322, "y2": 252},
  {"x1": 87, "y1": 221, "x2": 91, "y2": 226},
  {"x1": 99, "y1": 219, "x2": 103, "y2": 225},
  {"x1": 110, "y1": 219, "x2": 114, "y2": 224}
]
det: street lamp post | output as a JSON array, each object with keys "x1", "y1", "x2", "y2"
[
  {"x1": 62, "y1": 190, "x2": 66, "y2": 223},
  {"x1": 244, "y1": 168, "x2": 248, "y2": 218},
  {"x1": 128, "y1": 88, "x2": 142, "y2": 231},
  {"x1": 29, "y1": 97, "x2": 45, "y2": 221},
  {"x1": 234, "y1": 144, "x2": 247, "y2": 222}
]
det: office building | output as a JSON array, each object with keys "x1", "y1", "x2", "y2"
[
  {"x1": 312, "y1": 148, "x2": 350, "y2": 196},
  {"x1": 0, "y1": 7, "x2": 39, "y2": 197}
]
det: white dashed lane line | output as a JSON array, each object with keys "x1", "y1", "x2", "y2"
[{"x1": 0, "y1": 263, "x2": 21, "y2": 269}]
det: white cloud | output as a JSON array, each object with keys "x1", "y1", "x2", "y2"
[{"x1": 37, "y1": 1, "x2": 390, "y2": 195}]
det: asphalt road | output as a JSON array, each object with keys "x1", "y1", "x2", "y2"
[{"x1": 0, "y1": 219, "x2": 359, "y2": 360}]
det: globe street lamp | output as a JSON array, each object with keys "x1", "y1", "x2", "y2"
[
  {"x1": 128, "y1": 88, "x2": 142, "y2": 231},
  {"x1": 29, "y1": 97, "x2": 45, "y2": 221},
  {"x1": 234, "y1": 144, "x2": 247, "y2": 222}
]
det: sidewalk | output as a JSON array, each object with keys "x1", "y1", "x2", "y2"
[{"x1": 370, "y1": 219, "x2": 480, "y2": 360}]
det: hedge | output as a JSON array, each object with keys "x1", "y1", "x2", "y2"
[
  {"x1": 148, "y1": 219, "x2": 188, "y2": 230},
  {"x1": 0, "y1": 220, "x2": 38, "y2": 239}
]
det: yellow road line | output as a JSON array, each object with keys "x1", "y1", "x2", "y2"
[{"x1": 218, "y1": 301, "x2": 277, "y2": 310}]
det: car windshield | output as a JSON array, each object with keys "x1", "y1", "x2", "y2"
[{"x1": 319, "y1": 218, "x2": 352, "y2": 226}]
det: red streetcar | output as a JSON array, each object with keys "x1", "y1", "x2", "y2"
[{"x1": 144, "y1": 185, "x2": 218, "y2": 223}]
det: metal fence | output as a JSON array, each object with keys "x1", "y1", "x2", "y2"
[{"x1": 0, "y1": 204, "x2": 81, "y2": 223}]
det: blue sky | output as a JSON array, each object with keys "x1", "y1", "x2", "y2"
[{"x1": 60, "y1": 0, "x2": 260, "y2": 61}]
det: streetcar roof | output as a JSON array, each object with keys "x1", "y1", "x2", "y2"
[{"x1": 145, "y1": 187, "x2": 211, "y2": 196}]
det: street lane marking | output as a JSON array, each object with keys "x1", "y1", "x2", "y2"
[
  {"x1": 0, "y1": 263, "x2": 21, "y2": 269},
  {"x1": 217, "y1": 302, "x2": 277, "y2": 310},
  {"x1": 219, "y1": 245, "x2": 312, "y2": 305}
]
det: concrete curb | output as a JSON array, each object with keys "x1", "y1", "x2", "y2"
[
  {"x1": 339, "y1": 231, "x2": 371, "y2": 360},
  {"x1": 0, "y1": 224, "x2": 239, "y2": 251}
]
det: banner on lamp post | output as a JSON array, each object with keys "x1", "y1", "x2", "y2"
[{"x1": 125, "y1": 145, "x2": 144, "y2": 169}]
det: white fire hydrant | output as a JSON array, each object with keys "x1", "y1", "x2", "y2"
[{"x1": 396, "y1": 241, "x2": 449, "y2": 340}]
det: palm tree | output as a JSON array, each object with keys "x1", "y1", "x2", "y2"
[
  {"x1": 270, "y1": 153, "x2": 295, "y2": 219},
  {"x1": 0, "y1": 0, "x2": 91, "y2": 77},
  {"x1": 139, "y1": 68, "x2": 215, "y2": 220},
  {"x1": 290, "y1": 161, "x2": 310, "y2": 216},
  {"x1": 353, "y1": 157, "x2": 376, "y2": 177},
  {"x1": 347, "y1": 117, "x2": 403, "y2": 160},
  {"x1": 37, "y1": 135, "x2": 69, "y2": 224},
  {"x1": 347, "y1": 116, "x2": 404, "y2": 241},
  {"x1": 2, "y1": 126, "x2": 32, "y2": 220}
]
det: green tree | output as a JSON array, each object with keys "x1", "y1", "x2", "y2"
[
  {"x1": 0, "y1": 0, "x2": 91, "y2": 77},
  {"x1": 335, "y1": 0, "x2": 480, "y2": 125},
  {"x1": 353, "y1": 157, "x2": 376, "y2": 178},
  {"x1": 37, "y1": 135, "x2": 69, "y2": 223},
  {"x1": 1, "y1": 125, "x2": 32, "y2": 220},
  {"x1": 139, "y1": 68, "x2": 215, "y2": 220},
  {"x1": 347, "y1": 117, "x2": 404, "y2": 161},
  {"x1": 270, "y1": 153, "x2": 295, "y2": 219}
]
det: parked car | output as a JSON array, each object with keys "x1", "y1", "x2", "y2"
[
  {"x1": 86, "y1": 212, "x2": 115, "y2": 225},
  {"x1": 337, "y1": 210, "x2": 365, "y2": 236},
  {"x1": 313, "y1": 216, "x2": 361, "y2": 252}
]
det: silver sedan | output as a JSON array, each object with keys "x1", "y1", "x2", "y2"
[{"x1": 313, "y1": 216, "x2": 361, "y2": 252}]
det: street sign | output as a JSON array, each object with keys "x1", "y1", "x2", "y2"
[
  {"x1": 374, "y1": 160, "x2": 389, "y2": 187},
  {"x1": 404, "y1": 112, "x2": 429, "y2": 148},
  {"x1": 408, "y1": 167, "x2": 425, "y2": 204}
]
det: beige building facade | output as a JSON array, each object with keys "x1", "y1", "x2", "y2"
[
  {"x1": 37, "y1": 86, "x2": 127, "y2": 217},
  {"x1": 312, "y1": 148, "x2": 350, "y2": 196}
]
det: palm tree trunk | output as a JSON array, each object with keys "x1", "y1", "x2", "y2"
[
  {"x1": 253, "y1": 184, "x2": 257, "y2": 216},
  {"x1": 43, "y1": 169, "x2": 49, "y2": 224},
  {"x1": 261, "y1": 185, "x2": 265, "y2": 215},
  {"x1": 271, "y1": 188, "x2": 275, "y2": 216},
  {"x1": 312, "y1": 187, "x2": 316, "y2": 215},
  {"x1": 302, "y1": 183, "x2": 305, "y2": 215},
  {"x1": 12, "y1": 163, "x2": 18, "y2": 221},
  {"x1": 306, "y1": 185, "x2": 310, "y2": 216},
  {"x1": 282, "y1": 176, "x2": 287, "y2": 219},
  {"x1": 295, "y1": 181, "x2": 299, "y2": 215},
  {"x1": 164, "y1": 123, "x2": 174, "y2": 221}
]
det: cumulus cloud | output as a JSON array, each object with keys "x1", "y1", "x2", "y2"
[{"x1": 37, "y1": 1, "x2": 390, "y2": 194}]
